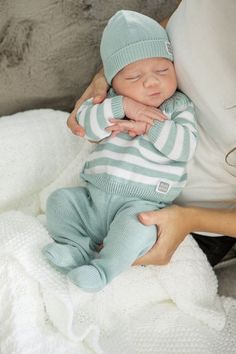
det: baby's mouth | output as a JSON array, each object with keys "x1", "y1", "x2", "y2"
[{"x1": 148, "y1": 92, "x2": 161, "y2": 96}]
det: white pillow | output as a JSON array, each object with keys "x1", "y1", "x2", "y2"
[
  {"x1": 0, "y1": 109, "x2": 83, "y2": 214},
  {"x1": 39, "y1": 139, "x2": 95, "y2": 213}
]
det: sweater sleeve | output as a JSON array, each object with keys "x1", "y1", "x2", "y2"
[
  {"x1": 76, "y1": 95, "x2": 125, "y2": 142},
  {"x1": 147, "y1": 99, "x2": 197, "y2": 162}
]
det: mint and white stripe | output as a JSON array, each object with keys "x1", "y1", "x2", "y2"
[
  {"x1": 77, "y1": 90, "x2": 197, "y2": 203},
  {"x1": 77, "y1": 95, "x2": 124, "y2": 141}
]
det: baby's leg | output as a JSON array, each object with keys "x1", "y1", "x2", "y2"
[
  {"x1": 43, "y1": 187, "x2": 95, "y2": 271},
  {"x1": 68, "y1": 203, "x2": 157, "y2": 291}
]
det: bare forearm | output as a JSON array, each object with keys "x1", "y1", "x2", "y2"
[
  {"x1": 74, "y1": 68, "x2": 106, "y2": 110},
  {"x1": 67, "y1": 67, "x2": 108, "y2": 136},
  {"x1": 183, "y1": 206, "x2": 236, "y2": 237}
]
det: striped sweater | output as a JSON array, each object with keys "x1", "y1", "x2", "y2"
[{"x1": 76, "y1": 90, "x2": 197, "y2": 204}]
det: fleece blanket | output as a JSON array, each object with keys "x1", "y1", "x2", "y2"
[{"x1": 0, "y1": 109, "x2": 236, "y2": 354}]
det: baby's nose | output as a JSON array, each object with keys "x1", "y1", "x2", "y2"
[{"x1": 144, "y1": 75, "x2": 159, "y2": 87}]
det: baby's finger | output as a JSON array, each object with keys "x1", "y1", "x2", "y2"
[
  {"x1": 131, "y1": 114, "x2": 153, "y2": 125},
  {"x1": 109, "y1": 118, "x2": 124, "y2": 124},
  {"x1": 110, "y1": 131, "x2": 119, "y2": 138},
  {"x1": 148, "y1": 109, "x2": 167, "y2": 121},
  {"x1": 106, "y1": 125, "x2": 122, "y2": 132},
  {"x1": 106, "y1": 123, "x2": 129, "y2": 133},
  {"x1": 128, "y1": 131, "x2": 137, "y2": 137},
  {"x1": 144, "y1": 116, "x2": 155, "y2": 125},
  {"x1": 109, "y1": 120, "x2": 135, "y2": 130}
]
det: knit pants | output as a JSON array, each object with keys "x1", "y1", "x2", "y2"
[{"x1": 44, "y1": 184, "x2": 162, "y2": 292}]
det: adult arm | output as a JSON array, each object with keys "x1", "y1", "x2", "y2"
[
  {"x1": 67, "y1": 68, "x2": 109, "y2": 136},
  {"x1": 134, "y1": 205, "x2": 236, "y2": 265}
]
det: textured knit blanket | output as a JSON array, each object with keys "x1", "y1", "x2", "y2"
[{"x1": 0, "y1": 110, "x2": 236, "y2": 354}]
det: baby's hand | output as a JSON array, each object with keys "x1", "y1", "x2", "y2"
[
  {"x1": 123, "y1": 97, "x2": 166, "y2": 125},
  {"x1": 107, "y1": 120, "x2": 151, "y2": 137}
]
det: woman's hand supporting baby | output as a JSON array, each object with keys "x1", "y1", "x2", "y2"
[{"x1": 67, "y1": 69, "x2": 109, "y2": 136}]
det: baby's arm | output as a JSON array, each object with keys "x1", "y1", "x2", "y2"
[
  {"x1": 147, "y1": 100, "x2": 197, "y2": 162},
  {"x1": 76, "y1": 96, "x2": 125, "y2": 141},
  {"x1": 78, "y1": 95, "x2": 167, "y2": 141},
  {"x1": 107, "y1": 96, "x2": 167, "y2": 137}
]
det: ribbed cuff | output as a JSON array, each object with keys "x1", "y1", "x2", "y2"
[
  {"x1": 111, "y1": 96, "x2": 125, "y2": 119},
  {"x1": 147, "y1": 121, "x2": 164, "y2": 144}
]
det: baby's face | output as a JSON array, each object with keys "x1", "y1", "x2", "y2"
[{"x1": 112, "y1": 57, "x2": 177, "y2": 107}]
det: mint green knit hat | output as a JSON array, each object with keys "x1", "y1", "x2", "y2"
[{"x1": 100, "y1": 10, "x2": 174, "y2": 84}]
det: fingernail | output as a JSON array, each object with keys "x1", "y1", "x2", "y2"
[
  {"x1": 76, "y1": 131, "x2": 83, "y2": 137},
  {"x1": 138, "y1": 213, "x2": 145, "y2": 221},
  {"x1": 95, "y1": 95, "x2": 103, "y2": 101}
]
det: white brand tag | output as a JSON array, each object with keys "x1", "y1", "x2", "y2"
[
  {"x1": 165, "y1": 41, "x2": 173, "y2": 56},
  {"x1": 156, "y1": 181, "x2": 170, "y2": 194}
]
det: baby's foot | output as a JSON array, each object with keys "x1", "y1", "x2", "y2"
[
  {"x1": 68, "y1": 265, "x2": 106, "y2": 292},
  {"x1": 42, "y1": 243, "x2": 87, "y2": 272}
]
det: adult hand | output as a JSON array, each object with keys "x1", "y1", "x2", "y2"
[
  {"x1": 67, "y1": 69, "x2": 109, "y2": 136},
  {"x1": 133, "y1": 205, "x2": 191, "y2": 265}
]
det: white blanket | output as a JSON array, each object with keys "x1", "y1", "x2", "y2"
[{"x1": 1, "y1": 110, "x2": 236, "y2": 354}]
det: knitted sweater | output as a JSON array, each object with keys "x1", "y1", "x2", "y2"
[{"x1": 76, "y1": 90, "x2": 197, "y2": 204}]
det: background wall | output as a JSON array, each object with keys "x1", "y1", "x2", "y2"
[{"x1": 0, "y1": 0, "x2": 179, "y2": 117}]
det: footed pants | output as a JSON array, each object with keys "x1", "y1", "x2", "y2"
[{"x1": 46, "y1": 184, "x2": 163, "y2": 290}]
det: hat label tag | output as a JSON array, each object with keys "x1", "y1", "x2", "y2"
[{"x1": 165, "y1": 41, "x2": 173, "y2": 56}]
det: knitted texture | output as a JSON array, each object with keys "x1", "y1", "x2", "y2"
[
  {"x1": 46, "y1": 186, "x2": 159, "y2": 291},
  {"x1": 101, "y1": 10, "x2": 173, "y2": 83},
  {"x1": 1, "y1": 211, "x2": 236, "y2": 354},
  {"x1": 0, "y1": 109, "x2": 235, "y2": 353},
  {"x1": 77, "y1": 91, "x2": 197, "y2": 204},
  {"x1": 0, "y1": 109, "x2": 82, "y2": 214}
]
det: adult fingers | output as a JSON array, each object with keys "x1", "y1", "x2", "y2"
[
  {"x1": 93, "y1": 95, "x2": 107, "y2": 104},
  {"x1": 138, "y1": 210, "x2": 161, "y2": 226},
  {"x1": 133, "y1": 237, "x2": 172, "y2": 266},
  {"x1": 92, "y1": 72, "x2": 109, "y2": 103},
  {"x1": 67, "y1": 109, "x2": 85, "y2": 136}
]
